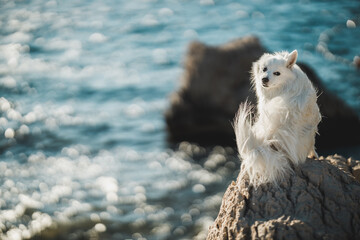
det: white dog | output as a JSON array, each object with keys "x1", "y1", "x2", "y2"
[{"x1": 234, "y1": 50, "x2": 321, "y2": 187}]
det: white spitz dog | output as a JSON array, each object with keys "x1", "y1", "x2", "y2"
[{"x1": 234, "y1": 50, "x2": 321, "y2": 187}]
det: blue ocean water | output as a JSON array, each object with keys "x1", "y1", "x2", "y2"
[{"x1": 0, "y1": 0, "x2": 359, "y2": 239}]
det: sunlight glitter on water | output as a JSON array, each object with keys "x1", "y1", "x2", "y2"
[{"x1": 0, "y1": 140, "x2": 237, "y2": 239}]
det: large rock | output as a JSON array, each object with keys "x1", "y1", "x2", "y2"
[
  {"x1": 165, "y1": 36, "x2": 360, "y2": 149},
  {"x1": 206, "y1": 155, "x2": 360, "y2": 240}
]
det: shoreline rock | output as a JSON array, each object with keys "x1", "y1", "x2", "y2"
[
  {"x1": 206, "y1": 155, "x2": 360, "y2": 240},
  {"x1": 165, "y1": 36, "x2": 360, "y2": 150}
]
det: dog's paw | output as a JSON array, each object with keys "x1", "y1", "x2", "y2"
[{"x1": 307, "y1": 149, "x2": 319, "y2": 159}]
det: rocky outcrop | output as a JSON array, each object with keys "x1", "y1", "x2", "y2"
[
  {"x1": 165, "y1": 36, "x2": 360, "y2": 149},
  {"x1": 206, "y1": 155, "x2": 360, "y2": 240},
  {"x1": 165, "y1": 36, "x2": 262, "y2": 146}
]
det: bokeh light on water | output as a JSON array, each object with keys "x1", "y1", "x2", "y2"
[
  {"x1": 0, "y1": 140, "x2": 239, "y2": 239},
  {"x1": 0, "y1": 0, "x2": 359, "y2": 239}
]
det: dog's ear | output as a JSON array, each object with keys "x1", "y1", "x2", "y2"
[
  {"x1": 252, "y1": 61, "x2": 260, "y2": 74},
  {"x1": 286, "y1": 50, "x2": 298, "y2": 68},
  {"x1": 250, "y1": 61, "x2": 259, "y2": 84}
]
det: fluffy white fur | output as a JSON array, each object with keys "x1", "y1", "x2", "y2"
[{"x1": 234, "y1": 50, "x2": 321, "y2": 188}]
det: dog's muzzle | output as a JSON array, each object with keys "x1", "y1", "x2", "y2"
[{"x1": 262, "y1": 77, "x2": 269, "y2": 87}]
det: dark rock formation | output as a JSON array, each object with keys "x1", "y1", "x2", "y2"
[
  {"x1": 298, "y1": 63, "x2": 360, "y2": 149},
  {"x1": 206, "y1": 155, "x2": 360, "y2": 240},
  {"x1": 165, "y1": 36, "x2": 262, "y2": 146},
  {"x1": 165, "y1": 36, "x2": 360, "y2": 149}
]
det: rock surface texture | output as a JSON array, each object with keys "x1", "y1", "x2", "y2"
[
  {"x1": 206, "y1": 155, "x2": 360, "y2": 240},
  {"x1": 165, "y1": 36, "x2": 360, "y2": 149}
]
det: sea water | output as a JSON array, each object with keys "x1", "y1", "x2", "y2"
[{"x1": 0, "y1": 0, "x2": 359, "y2": 239}]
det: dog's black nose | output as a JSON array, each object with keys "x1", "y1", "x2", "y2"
[{"x1": 262, "y1": 77, "x2": 269, "y2": 84}]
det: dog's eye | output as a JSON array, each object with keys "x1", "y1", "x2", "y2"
[
  {"x1": 263, "y1": 67, "x2": 267, "y2": 72},
  {"x1": 273, "y1": 71, "x2": 281, "y2": 76}
]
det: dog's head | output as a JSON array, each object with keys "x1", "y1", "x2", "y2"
[{"x1": 251, "y1": 50, "x2": 298, "y2": 90}]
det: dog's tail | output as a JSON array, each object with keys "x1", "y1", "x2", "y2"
[{"x1": 234, "y1": 102, "x2": 291, "y2": 188}]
